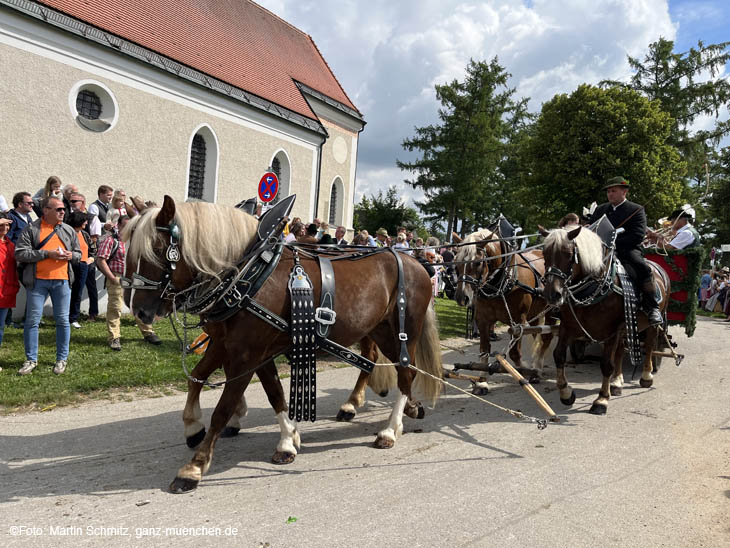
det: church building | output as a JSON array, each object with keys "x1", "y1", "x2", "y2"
[{"x1": 0, "y1": 0, "x2": 365, "y2": 229}]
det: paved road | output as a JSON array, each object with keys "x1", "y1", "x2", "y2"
[{"x1": 1, "y1": 317, "x2": 728, "y2": 547}]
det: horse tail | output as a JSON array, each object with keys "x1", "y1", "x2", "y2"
[
  {"x1": 367, "y1": 352, "x2": 397, "y2": 396},
  {"x1": 413, "y1": 305, "x2": 443, "y2": 406}
]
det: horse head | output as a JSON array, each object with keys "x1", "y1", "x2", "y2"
[
  {"x1": 122, "y1": 195, "x2": 196, "y2": 324},
  {"x1": 540, "y1": 224, "x2": 582, "y2": 306},
  {"x1": 453, "y1": 229, "x2": 501, "y2": 307}
]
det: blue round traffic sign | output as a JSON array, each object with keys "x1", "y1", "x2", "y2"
[{"x1": 258, "y1": 172, "x2": 279, "y2": 203}]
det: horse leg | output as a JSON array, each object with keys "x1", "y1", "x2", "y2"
[
  {"x1": 511, "y1": 312, "x2": 541, "y2": 381},
  {"x1": 535, "y1": 315, "x2": 556, "y2": 375},
  {"x1": 336, "y1": 337, "x2": 381, "y2": 422},
  {"x1": 609, "y1": 339, "x2": 625, "y2": 397},
  {"x1": 221, "y1": 391, "x2": 247, "y2": 438},
  {"x1": 589, "y1": 336, "x2": 616, "y2": 415},
  {"x1": 255, "y1": 359, "x2": 301, "y2": 464},
  {"x1": 170, "y1": 373, "x2": 253, "y2": 493},
  {"x1": 337, "y1": 370, "x2": 370, "y2": 422},
  {"x1": 554, "y1": 338, "x2": 575, "y2": 406},
  {"x1": 473, "y1": 317, "x2": 494, "y2": 396},
  {"x1": 640, "y1": 326, "x2": 657, "y2": 388},
  {"x1": 374, "y1": 365, "x2": 415, "y2": 449},
  {"x1": 182, "y1": 340, "x2": 225, "y2": 448}
]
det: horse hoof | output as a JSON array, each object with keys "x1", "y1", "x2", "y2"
[
  {"x1": 639, "y1": 378, "x2": 653, "y2": 388},
  {"x1": 610, "y1": 385, "x2": 622, "y2": 397},
  {"x1": 221, "y1": 426, "x2": 240, "y2": 438},
  {"x1": 528, "y1": 375, "x2": 541, "y2": 385},
  {"x1": 185, "y1": 428, "x2": 206, "y2": 448},
  {"x1": 374, "y1": 435, "x2": 395, "y2": 449},
  {"x1": 472, "y1": 385, "x2": 489, "y2": 396},
  {"x1": 405, "y1": 403, "x2": 425, "y2": 420},
  {"x1": 271, "y1": 451, "x2": 296, "y2": 465},
  {"x1": 560, "y1": 392, "x2": 576, "y2": 406},
  {"x1": 589, "y1": 403, "x2": 607, "y2": 415},
  {"x1": 378, "y1": 390, "x2": 389, "y2": 397},
  {"x1": 336, "y1": 409, "x2": 356, "y2": 422},
  {"x1": 169, "y1": 476, "x2": 199, "y2": 494}
]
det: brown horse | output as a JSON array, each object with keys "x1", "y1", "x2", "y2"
[
  {"x1": 453, "y1": 229, "x2": 554, "y2": 380},
  {"x1": 539, "y1": 225, "x2": 669, "y2": 414},
  {"x1": 122, "y1": 196, "x2": 442, "y2": 492}
]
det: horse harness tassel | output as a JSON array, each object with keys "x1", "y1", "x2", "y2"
[
  {"x1": 615, "y1": 262, "x2": 642, "y2": 370},
  {"x1": 287, "y1": 251, "x2": 318, "y2": 421}
]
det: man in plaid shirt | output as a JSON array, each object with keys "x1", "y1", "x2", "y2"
[{"x1": 96, "y1": 215, "x2": 161, "y2": 351}]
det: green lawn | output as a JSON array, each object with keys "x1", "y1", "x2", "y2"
[{"x1": 0, "y1": 297, "x2": 468, "y2": 411}]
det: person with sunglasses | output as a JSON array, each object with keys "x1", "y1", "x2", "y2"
[{"x1": 15, "y1": 196, "x2": 80, "y2": 375}]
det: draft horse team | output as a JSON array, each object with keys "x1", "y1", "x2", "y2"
[{"x1": 121, "y1": 195, "x2": 671, "y2": 493}]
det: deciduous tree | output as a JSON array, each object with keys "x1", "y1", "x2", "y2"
[{"x1": 523, "y1": 84, "x2": 684, "y2": 227}]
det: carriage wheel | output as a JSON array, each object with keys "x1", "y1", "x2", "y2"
[{"x1": 569, "y1": 340, "x2": 586, "y2": 363}]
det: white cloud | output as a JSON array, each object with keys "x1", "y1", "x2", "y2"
[{"x1": 257, "y1": 0, "x2": 688, "y2": 207}]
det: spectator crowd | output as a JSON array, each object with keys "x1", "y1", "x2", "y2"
[
  {"x1": 283, "y1": 220, "x2": 454, "y2": 300},
  {"x1": 0, "y1": 177, "x2": 161, "y2": 376}
]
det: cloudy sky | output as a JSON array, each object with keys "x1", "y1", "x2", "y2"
[{"x1": 258, "y1": 0, "x2": 730, "y2": 205}]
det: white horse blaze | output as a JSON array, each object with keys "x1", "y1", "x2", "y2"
[
  {"x1": 276, "y1": 411, "x2": 300, "y2": 455},
  {"x1": 377, "y1": 392, "x2": 408, "y2": 442}
]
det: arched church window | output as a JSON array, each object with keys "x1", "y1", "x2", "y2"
[{"x1": 188, "y1": 134, "x2": 207, "y2": 200}]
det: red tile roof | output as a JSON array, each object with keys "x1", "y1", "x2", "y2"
[{"x1": 36, "y1": 0, "x2": 360, "y2": 122}]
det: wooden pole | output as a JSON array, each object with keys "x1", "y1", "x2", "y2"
[{"x1": 494, "y1": 354, "x2": 559, "y2": 421}]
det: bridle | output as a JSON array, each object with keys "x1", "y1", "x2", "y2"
[
  {"x1": 119, "y1": 220, "x2": 182, "y2": 301},
  {"x1": 543, "y1": 241, "x2": 579, "y2": 289}
]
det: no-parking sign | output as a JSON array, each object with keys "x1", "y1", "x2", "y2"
[{"x1": 258, "y1": 172, "x2": 279, "y2": 203}]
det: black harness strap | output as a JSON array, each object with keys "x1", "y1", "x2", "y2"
[
  {"x1": 242, "y1": 295, "x2": 374, "y2": 373},
  {"x1": 390, "y1": 248, "x2": 411, "y2": 367},
  {"x1": 316, "y1": 256, "x2": 336, "y2": 339},
  {"x1": 287, "y1": 252, "x2": 317, "y2": 422}
]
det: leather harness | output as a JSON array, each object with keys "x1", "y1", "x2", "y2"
[{"x1": 124, "y1": 195, "x2": 413, "y2": 422}]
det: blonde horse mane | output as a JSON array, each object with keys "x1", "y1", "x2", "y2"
[
  {"x1": 453, "y1": 228, "x2": 499, "y2": 263},
  {"x1": 543, "y1": 227, "x2": 604, "y2": 278},
  {"x1": 123, "y1": 202, "x2": 259, "y2": 279}
]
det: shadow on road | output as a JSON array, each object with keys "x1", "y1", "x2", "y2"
[{"x1": 0, "y1": 345, "x2": 663, "y2": 501}]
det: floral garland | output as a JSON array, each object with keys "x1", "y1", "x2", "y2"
[{"x1": 643, "y1": 246, "x2": 705, "y2": 337}]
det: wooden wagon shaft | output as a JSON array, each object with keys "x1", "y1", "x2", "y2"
[
  {"x1": 508, "y1": 324, "x2": 560, "y2": 337},
  {"x1": 442, "y1": 369, "x2": 489, "y2": 384},
  {"x1": 494, "y1": 354, "x2": 560, "y2": 422}
]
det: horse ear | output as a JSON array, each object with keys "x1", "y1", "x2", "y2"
[
  {"x1": 567, "y1": 225, "x2": 582, "y2": 240},
  {"x1": 538, "y1": 225, "x2": 550, "y2": 237},
  {"x1": 156, "y1": 195, "x2": 176, "y2": 227},
  {"x1": 451, "y1": 231, "x2": 462, "y2": 243}
]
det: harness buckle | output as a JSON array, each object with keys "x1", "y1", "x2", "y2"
[
  {"x1": 314, "y1": 307, "x2": 336, "y2": 325},
  {"x1": 399, "y1": 333, "x2": 408, "y2": 341}
]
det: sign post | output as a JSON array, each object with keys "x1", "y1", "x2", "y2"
[{"x1": 258, "y1": 172, "x2": 279, "y2": 203}]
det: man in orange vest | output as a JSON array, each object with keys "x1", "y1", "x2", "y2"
[{"x1": 15, "y1": 196, "x2": 81, "y2": 375}]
